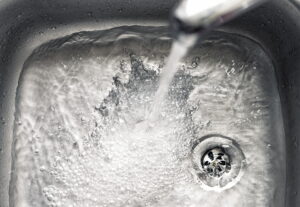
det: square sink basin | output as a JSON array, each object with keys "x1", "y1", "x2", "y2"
[
  {"x1": 0, "y1": 0, "x2": 300, "y2": 206},
  {"x1": 10, "y1": 27, "x2": 285, "y2": 206}
]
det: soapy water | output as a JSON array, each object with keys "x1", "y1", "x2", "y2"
[{"x1": 11, "y1": 26, "x2": 285, "y2": 207}]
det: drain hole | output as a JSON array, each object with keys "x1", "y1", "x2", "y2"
[
  {"x1": 208, "y1": 151, "x2": 214, "y2": 160},
  {"x1": 191, "y1": 135, "x2": 246, "y2": 191},
  {"x1": 204, "y1": 161, "x2": 210, "y2": 166},
  {"x1": 201, "y1": 147, "x2": 231, "y2": 178}
]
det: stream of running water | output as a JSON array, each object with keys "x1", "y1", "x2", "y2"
[{"x1": 148, "y1": 33, "x2": 198, "y2": 122}]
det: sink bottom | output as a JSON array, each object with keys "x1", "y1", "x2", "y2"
[{"x1": 11, "y1": 26, "x2": 285, "y2": 207}]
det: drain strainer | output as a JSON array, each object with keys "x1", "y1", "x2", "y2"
[
  {"x1": 192, "y1": 135, "x2": 246, "y2": 191},
  {"x1": 201, "y1": 147, "x2": 231, "y2": 177}
]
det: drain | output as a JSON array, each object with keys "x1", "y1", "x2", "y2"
[
  {"x1": 201, "y1": 147, "x2": 231, "y2": 177},
  {"x1": 192, "y1": 135, "x2": 246, "y2": 191}
]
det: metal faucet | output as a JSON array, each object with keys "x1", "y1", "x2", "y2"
[{"x1": 172, "y1": 0, "x2": 268, "y2": 35}]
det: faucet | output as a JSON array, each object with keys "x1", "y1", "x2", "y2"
[{"x1": 172, "y1": 0, "x2": 268, "y2": 36}]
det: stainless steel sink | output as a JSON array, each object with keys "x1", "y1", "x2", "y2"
[{"x1": 0, "y1": 0, "x2": 300, "y2": 206}]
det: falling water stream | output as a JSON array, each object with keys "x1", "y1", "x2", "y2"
[{"x1": 148, "y1": 34, "x2": 197, "y2": 122}]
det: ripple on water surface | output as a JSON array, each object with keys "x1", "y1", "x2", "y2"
[{"x1": 11, "y1": 26, "x2": 285, "y2": 207}]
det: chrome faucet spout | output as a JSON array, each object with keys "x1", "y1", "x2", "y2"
[{"x1": 172, "y1": 0, "x2": 268, "y2": 34}]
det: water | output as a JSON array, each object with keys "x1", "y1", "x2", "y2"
[
  {"x1": 149, "y1": 34, "x2": 197, "y2": 122},
  {"x1": 11, "y1": 26, "x2": 285, "y2": 207}
]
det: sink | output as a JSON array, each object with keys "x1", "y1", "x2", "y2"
[{"x1": 0, "y1": 0, "x2": 300, "y2": 206}]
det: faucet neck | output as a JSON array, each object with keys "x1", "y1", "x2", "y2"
[{"x1": 172, "y1": 0, "x2": 268, "y2": 34}]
